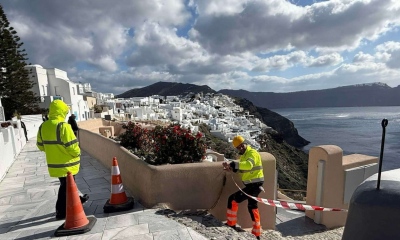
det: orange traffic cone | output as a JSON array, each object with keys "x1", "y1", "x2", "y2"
[
  {"x1": 103, "y1": 157, "x2": 134, "y2": 213},
  {"x1": 54, "y1": 172, "x2": 97, "y2": 237}
]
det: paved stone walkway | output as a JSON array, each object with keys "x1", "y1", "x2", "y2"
[{"x1": 0, "y1": 139, "x2": 208, "y2": 240}]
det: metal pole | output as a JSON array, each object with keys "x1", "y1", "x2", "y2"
[{"x1": 377, "y1": 118, "x2": 388, "y2": 190}]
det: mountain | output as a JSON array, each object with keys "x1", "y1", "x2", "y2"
[
  {"x1": 117, "y1": 82, "x2": 216, "y2": 98},
  {"x1": 219, "y1": 82, "x2": 400, "y2": 109}
]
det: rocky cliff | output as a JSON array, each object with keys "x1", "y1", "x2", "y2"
[
  {"x1": 199, "y1": 122, "x2": 308, "y2": 193},
  {"x1": 233, "y1": 98, "x2": 309, "y2": 193},
  {"x1": 233, "y1": 97, "x2": 310, "y2": 148}
]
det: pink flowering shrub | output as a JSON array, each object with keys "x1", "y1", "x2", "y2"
[{"x1": 117, "y1": 122, "x2": 206, "y2": 165}]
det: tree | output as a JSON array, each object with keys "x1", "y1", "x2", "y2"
[{"x1": 0, "y1": 4, "x2": 40, "y2": 120}]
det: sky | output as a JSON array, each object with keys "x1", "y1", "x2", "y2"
[{"x1": 2, "y1": 0, "x2": 400, "y2": 94}]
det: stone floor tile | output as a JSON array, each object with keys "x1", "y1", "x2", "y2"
[
  {"x1": 64, "y1": 232, "x2": 103, "y2": 240},
  {"x1": 11, "y1": 225, "x2": 56, "y2": 239},
  {"x1": 0, "y1": 197, "x2": 11, "y2": 206},
  {"x1": 105, "y1": 213, "x2": 139, "y2": 230},
  {"x1": 2, "y1": 201, "x2": 43, "y2": 213},
  {"x1": 9, "y1": 219, "x2": 62, "y2": 234},
  {"x1": 30, "y1": 189, "x2": 57, "y2": 201},
  {"x1": 0, "y1": 177, "x2": 23, "y2": 183},
  {"x1": 24, "y1": 175, "x2": 45, "y2": 181},
  {"x1": 85, "y1": 178, "x2": 109, "y2": 188},
  {"x1": 114, "y1": 233, "x2": 153, "y2": 240},
  {"x1": 0, "y1": 229, "x2": 24, "y2": 239},
  {"x1": 153, "y1": 229, "x2": 187, "y2": 240},
  {"x1": 90, "y1": 199, "x2": 108, "y2": 207},
  {"x1": 147, "y1": 220, "x2": 186, "y2": 234},
  {"x1": 94, "y1": 205, "x2": 108, "y2": 215},
  {"x1": 102, "y1": 224, "x2": 150, "y2": 240},
  {"x1": 0, "y1": 182, "x2": 25, "y2": 189},
  {"x1": 75, "y1": 181, "x2": 90, "y2": 190},
  {"x1": 136, "y1": 212, "x2": 166, "y2": 222},
  {"x1": 24, "y1": 181, "x2": 50, "y2": 189},
  {"x1": 79, "y1": 166, "x2": 98, "y2": 173},
  {"x1": 17, "y1": 172, "x2": 39, "y2": 177},
  {"x1": 83, "y1": 192, "x2": 110, "y2": 201},
  {"x1": 10, "y1": 194, "x2": 32, "y2": 204},
  {"x1": 81, "y1": 186, "x2": 110, "y2": 194},
  {"x1": 83, "y1": 204, "x2": 97, "y2": 216},
  {"x1": 6, "y1": 168, "x2": 25, "y2": 174},
  {"x1": 177, "y1": 228, "x2": 193, "y2": 239},
  {"x1": 0, "y1": 205, "x2": 12, "y2": 214},
  {"x1": 23, "y1": 166, "x2": 38, "y2": 173}
]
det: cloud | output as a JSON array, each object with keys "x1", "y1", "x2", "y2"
[
  {"x1": 191, "y1": 0, "x2": 400, "y2": 55},
  {"x1": 2, "y1": 0, "x2": 400, "y2": 94},
  {"x1": 386, "y1": 51, "x2": 400, "y2": 68},
  {"x1": 2, "y1": 0, "x2": 190, "y2": 71},
  {"x1": 248, "y1": 61, "x2": 400, "y2": 92},
  {"x1": 353, "y1": 52, "x2": 375, "y2": 63},
  {"x1": 375, "y1": 41, "x2": 400, "y2": 68},
  {"x1": 306, "y1": 53, "x2": 343, "y2": 67}
]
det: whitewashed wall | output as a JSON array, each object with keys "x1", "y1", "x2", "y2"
[
  {"x1": 0, "y1": 123, "x2": 25, "y2": 181},
  {"x1": 0, "y1": 115, "x2": 43, "y2": 181}
]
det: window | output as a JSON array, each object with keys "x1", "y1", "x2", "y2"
[{"x1": 72, "y1": 87, "x2": 75, "y2": 95}]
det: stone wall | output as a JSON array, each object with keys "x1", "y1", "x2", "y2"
[{"x1": 78, "y1": 127, "x2": 277, "y2": 230}]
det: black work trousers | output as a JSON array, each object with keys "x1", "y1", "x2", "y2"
[
  {"x1": 227, "y1": 182, "x2": 263, "y2": 221},
  {"x1": 56, "y1": 175, "x2": 81, "y2": 216}
]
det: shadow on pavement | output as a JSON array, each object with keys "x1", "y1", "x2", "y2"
[{"x1": 276, "y1": 216, "x2": 326, "y2": 237}]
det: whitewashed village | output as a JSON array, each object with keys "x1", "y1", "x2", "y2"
[{"x1": 6, "y1": 64, "x2": 271, "y2": 150}]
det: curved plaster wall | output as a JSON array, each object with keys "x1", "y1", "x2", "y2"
[{"x1": 78, "y1": 127, "x2": 277, "y2": 230}]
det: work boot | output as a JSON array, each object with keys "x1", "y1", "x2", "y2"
[{"x1": 80, "y1": 194, "x2": 89, "y2": 204}]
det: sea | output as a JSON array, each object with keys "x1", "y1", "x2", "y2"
[{"x1": 272, "y1": 106, "x2": 400, "y2": 171}]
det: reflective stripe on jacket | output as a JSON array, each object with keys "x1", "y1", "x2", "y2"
[
  {"x1": 233, "y1": 145, "x2": 264, "y2": 184},
  {"x1": 36, "y1": 100, "x2": 80, "y2": 177}
]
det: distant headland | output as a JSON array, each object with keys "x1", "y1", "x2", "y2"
[{"x1": 117, "y1": 82, "x2": 400, "y2": 109}]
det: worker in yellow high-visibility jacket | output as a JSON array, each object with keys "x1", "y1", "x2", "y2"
[
  {"x1": 222, "y1": 135, "x2": 264, "y2": 239},
  {"x1": 36, "y1": 100, "x2": 88, "y2": 220}
]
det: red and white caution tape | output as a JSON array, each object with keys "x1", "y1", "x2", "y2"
[{"x1": 232, "y1": 177, "x2": 348, "y2": 212}]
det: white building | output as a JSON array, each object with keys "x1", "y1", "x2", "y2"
[
  {"x1": 171, "y1": 107, "x2": 183, "y2": 122},
  {"x1": 25, "y1": 65, "x2": 89, "y2": 121}
]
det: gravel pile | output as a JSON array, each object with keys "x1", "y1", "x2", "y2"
[{"x1": 155, "y1": 209, "x2": 344, "y2": 240}]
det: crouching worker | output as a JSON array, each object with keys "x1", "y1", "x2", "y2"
[
  {"x1": 36, "y1": 100, "x2": 89, "y2": 220},
  {"x1": 222, "y1": 135, "x2": 264, "y2": 239}
]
